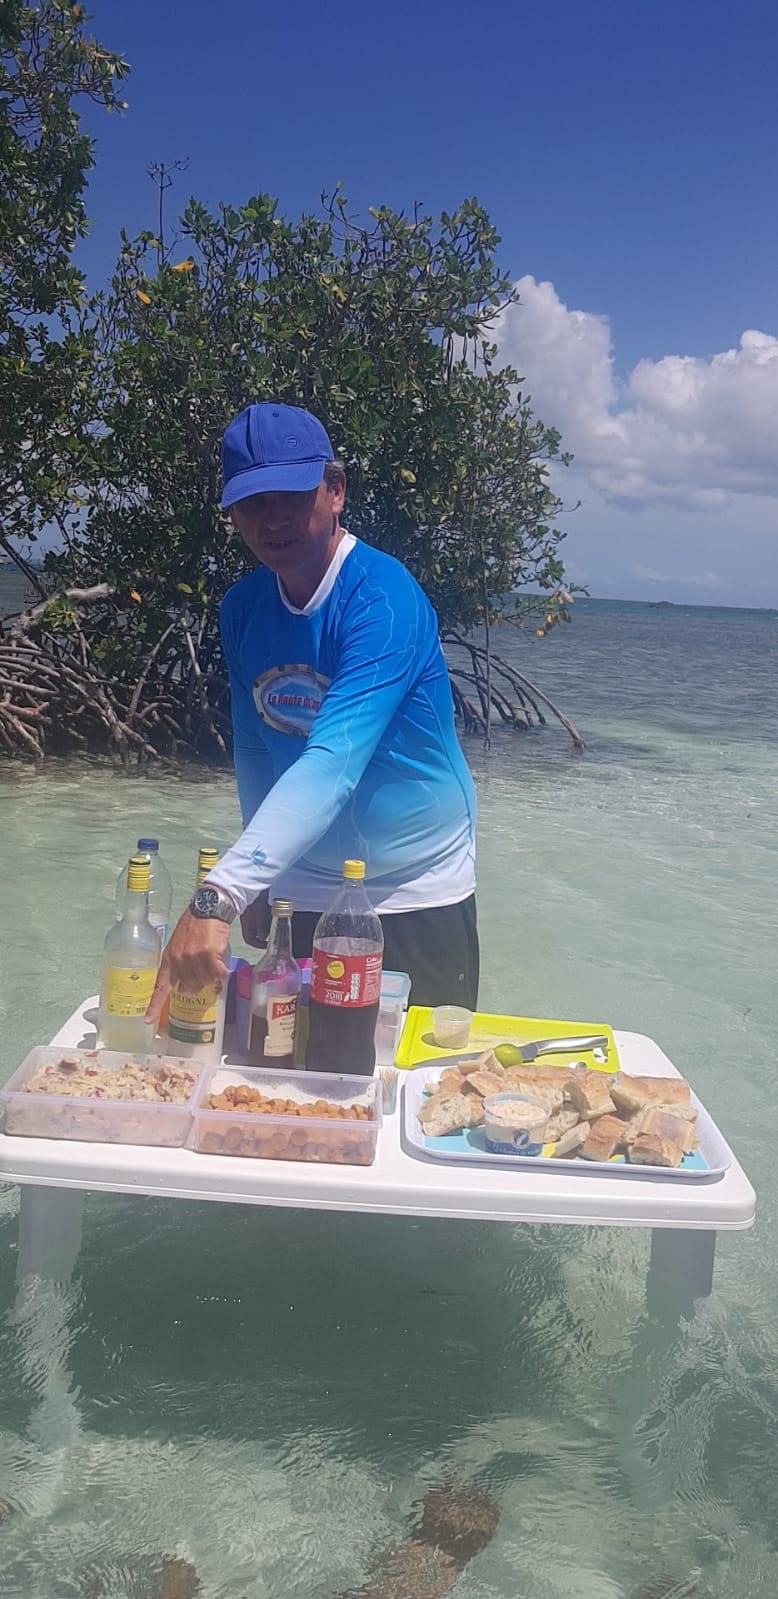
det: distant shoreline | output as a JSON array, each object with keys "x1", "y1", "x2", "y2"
[
  {"x1": 518, "y1": 591, "x2": 777, "y2": 615},
  {"x1": 1, "y1": 566, "x2": 776, "y2": 620}
]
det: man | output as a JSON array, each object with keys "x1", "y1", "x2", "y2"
[{"x1": 147, "y1": 401, "x2": 478, "y2": 1022}]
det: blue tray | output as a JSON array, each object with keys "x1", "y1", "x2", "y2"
[{"x1": 402, "y1": 1063, "x2": 731, "y2": 1181}]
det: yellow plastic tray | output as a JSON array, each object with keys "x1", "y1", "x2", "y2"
[{"x1": 395, "y1": 1007, "x2": 620, "y2": 1074}]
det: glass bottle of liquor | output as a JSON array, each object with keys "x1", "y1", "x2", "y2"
[
  {"x1": 164, "y1": 847, "x2": 230, "y2": 1063},
  {"x1": 246, "y1": 901, "x2": 301, "y2": 1067},
  {"x1": 97, "y1": 855, "x2": 162, "y2": 1052}
]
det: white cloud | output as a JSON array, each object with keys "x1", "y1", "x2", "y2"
[
  {"x1": 633, "y1": 564, "x2": 726, "y2": 591},
  {"x1": 494, "y1": 277, "x2": 778, "y2": 511}
]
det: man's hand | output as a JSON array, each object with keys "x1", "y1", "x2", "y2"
[
  {"x1": 240, "y1": 890, "x2": 271, "y2": 949},
  {"x1": 146, "y1": 908, "x2": 231, "y2": 1027}
]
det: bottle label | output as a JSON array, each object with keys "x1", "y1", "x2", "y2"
[
  {"x1": 310, "y1": 951, "x2": 382, "y2": 1009},
  {"x1": 150, "y1": 918, "x2": 168, "y2": 948},
  {"x1": 167, "y1": 984, "x2": 219, "y2": 1046},
  {"x1": 265, "y1": 995, "x2": 299, "y2": 1056},
  {"x1": 105, "y1": 967, "x2": 156, "y2": 1018}
]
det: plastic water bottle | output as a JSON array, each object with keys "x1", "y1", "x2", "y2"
[
  {"x1": 305, "y1": 861, "x2": 384, "y2": 1076},
  {"x1": 115, "y1": 838, "x2": 173, "y2": 947}
]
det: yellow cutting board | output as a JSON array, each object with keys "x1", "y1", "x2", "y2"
[{"x1": 395, "y1": 1007, "x2": 620, "y2": 1074}]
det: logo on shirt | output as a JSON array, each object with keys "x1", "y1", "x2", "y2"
[{"x1": 253, "y1": 664, "x2": 331, "y2": 737}]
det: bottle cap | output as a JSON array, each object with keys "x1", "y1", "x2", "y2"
[
  {"x1": 136, "y1": 838, "x2": 159, "y2": 853},
  {"x1": 196, "y1": 846, "x2": 220, "y2": 888},
  {"x1": 271, "y1": 899, "x2": 293, "y2": 916},
  {"x1": 127, "y1": 855, "x2": 151, "y2": 893},
  {"x1": 342, "y1": 860, "x2": 366, "y2": 881}
]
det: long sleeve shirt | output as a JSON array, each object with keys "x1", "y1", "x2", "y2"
[{"x1": 207, "y1": 534, "x2": 477, "y2": 916}]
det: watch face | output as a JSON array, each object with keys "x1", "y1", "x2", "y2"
[{"x1": 193, "y1": 887, "x2": 221, "y2": 917}]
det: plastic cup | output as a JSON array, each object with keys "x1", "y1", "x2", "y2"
[
  {"x1": 378, "y1": 1064, "x2": 399, "y2": 1114},
  {"x1": 431, "y1": 1005, "x2": 472, "y2": 1050}
]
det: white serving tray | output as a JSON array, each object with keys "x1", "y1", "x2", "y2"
[{"x1": 402, "y1": 1062, "x2": 733, "y2": 1181}]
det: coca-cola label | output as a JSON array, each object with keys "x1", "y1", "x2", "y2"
[{"x1": 310, "y1": 951, "x2": 382, "y2": 1008}]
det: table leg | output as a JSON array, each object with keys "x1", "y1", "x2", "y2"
[
  {"x1": 647, "y1": 1228, "x2": 716, "y2": 1317},
  {"x1": 17, "y1": 1185, "x2": 84, "y2": 1281}
]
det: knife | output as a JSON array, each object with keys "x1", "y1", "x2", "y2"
[{"x1": 513, "y1": 1034, "x2": 609, "y2": 1063}]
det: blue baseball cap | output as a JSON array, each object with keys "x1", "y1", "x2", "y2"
[{"x1": 220, "y1": 402, "x2": 334, "y2": 508}]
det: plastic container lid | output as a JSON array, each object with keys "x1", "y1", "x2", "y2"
[
  {"x1": 381, "y1": 971, "x2": 411, "y2": 1003},
  {"x1": 136, "y1": 838, "x2": 160, "y2": 852}
]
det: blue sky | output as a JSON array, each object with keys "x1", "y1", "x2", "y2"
[{"x1": 80, "y1": 0, "x2": 778, "y2": 606}]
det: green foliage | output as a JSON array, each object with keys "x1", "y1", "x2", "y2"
[
  {"x1": 0, "y1": 1, "x2": 128, "y2": 547},
  {"x1": 44, "y1": 187, "x2": 574, "y2": 667},
  {"x1": 0, "y1": 13, "x2": 578, "y2": 757}
]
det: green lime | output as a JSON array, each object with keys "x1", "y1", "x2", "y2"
[{"x1": 494, "y1": 1043, "x2": 523, "y2": 1068}]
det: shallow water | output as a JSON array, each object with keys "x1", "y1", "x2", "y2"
[{"x1": 1, "y1": 599, "x2": 777, "y2": 1598}]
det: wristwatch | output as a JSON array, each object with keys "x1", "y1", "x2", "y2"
[{"x1": 190, "y1": 884, "x2": 237, "y2": 924}]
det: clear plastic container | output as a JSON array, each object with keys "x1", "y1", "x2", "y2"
[
  {"x1": 430, "y1": 1005, "x2": 472, "y2": 1050},
  {"x1": 380, "y1": 972, "x2": 412, "y2": 1005},
  {"x1": 1, "y1": 1047, "x2": 205, "y2": 1146},
  {"x1": 193, "y1": 1064, "x2": 382, "y2": 1166},
  {"x1": 374, "y1": 971, "x2": 412, "y2": 1067}
]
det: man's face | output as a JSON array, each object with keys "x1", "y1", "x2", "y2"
[{"x1": 229, "y1": 474, "x2": 345, "y2": 578}]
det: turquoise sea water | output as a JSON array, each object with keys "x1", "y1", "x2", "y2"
[{"x1": 1, "y1": 596, "x2": 777, "y2": 1597}]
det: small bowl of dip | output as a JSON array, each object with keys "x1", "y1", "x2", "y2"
[
  {"x1": 431, "y1": 1005, "x2": 472, "y2": 1050},
  {"x1": 483, "y1": 1092, "x2": 549, "y2": 1156}
]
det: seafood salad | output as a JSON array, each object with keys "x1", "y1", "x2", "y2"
[
  {"x1": 3, "y1": 1050, "x2": 201, "y2": 1146},
  {"x1": 417, "y1": 1050, "x2": 698, "y2": 1167},
  {"x1": 22, "y1": 1056, "x2": 198, "y2": 1103}
]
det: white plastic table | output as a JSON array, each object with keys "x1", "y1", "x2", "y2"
[{"x1": 0, "y1": 1000, "x2": 756, "y2": 1308}]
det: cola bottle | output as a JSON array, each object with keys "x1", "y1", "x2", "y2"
[{"x1": 305, "y1": 860, "x2": 384, "y2": 1076}]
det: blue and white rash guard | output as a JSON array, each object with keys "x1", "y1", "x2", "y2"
[{"x1": 206, "y1": 534, "x2": 477, "y2": 917}]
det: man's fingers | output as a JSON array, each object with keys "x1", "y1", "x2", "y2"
[
  {"x1": 145, "y1": 909, "x2": 232, "y2": 1024},
  {"x1": 157, "y1": 946, "x2": 231, "y2": 997},
  {"x1": 164, "y1": 952, "x2": 231, "y2": 997},
  {"x1": 145, "y1": 960, "x2": 171, "y2": 1025}
]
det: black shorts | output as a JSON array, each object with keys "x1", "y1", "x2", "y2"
[{"x1": 290, "y1": 894, "x2": 479, "y2": 1011}]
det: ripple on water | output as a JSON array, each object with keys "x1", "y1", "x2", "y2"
[{"x1": 0, "y1": 602, "x2": 777, "y2": 1595}]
